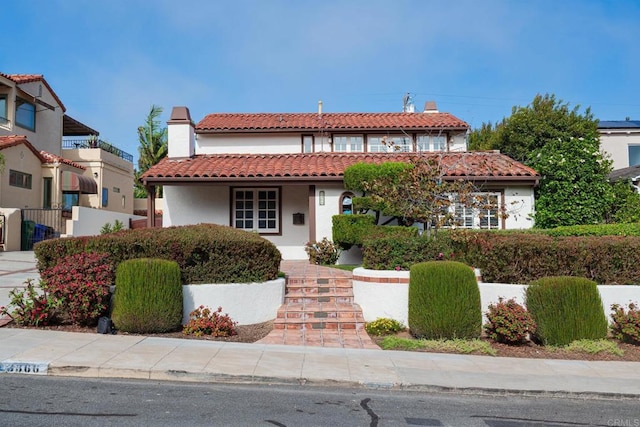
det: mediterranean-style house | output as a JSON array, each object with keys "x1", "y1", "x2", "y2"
[
  {"x1": 599, "y1": 119, "x2": 640, "y2": 170},
  {"x1": 142, "y1": 103, "x2": 538, "y2": 260},
  {"x1": 0, "y1": 73, "x2": 134, "y2": 250}
]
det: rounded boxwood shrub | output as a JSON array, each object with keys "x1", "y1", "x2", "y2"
[
  {"x1": 408, "y1": 261, "x2": 481, "y2": 339},
  {"x1": 525, "y1": 276, "x2": 608, "y2": 346},
  {"x1": 111, "y1": 258, "x2": 183, "y2": 333}
]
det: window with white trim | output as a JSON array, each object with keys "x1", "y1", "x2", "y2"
[
  {"x1": 368, "y1": 135, "x2": 412, "y2": 152},
  {"x1": 417, "y1": 135, "x2": 447, "y2": 152},
  {"x1": 333, "y1": 135, "x2": 363, "y2": 152},
  {"x1": 233, "y1": 188, "x2": 280, "y2": 233},
  {"x1": 452, "y1": 193, "x2": 500, "y2": 229}
]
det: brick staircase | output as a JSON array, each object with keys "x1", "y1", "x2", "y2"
[
  {"x1": 257, "y1": 261, "x2": 378, "y2": 348},
  {"x1": 274, "y1": 276, "x2": 366, "y2": 331}
]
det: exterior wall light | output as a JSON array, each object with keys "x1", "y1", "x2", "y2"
[{"x1": 319, "y1": 190, "x2": 325, "y2": 206}]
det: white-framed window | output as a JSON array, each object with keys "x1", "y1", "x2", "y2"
[
  {"x1": 15, "y1": 97, "x2": 36, "y2": 131},
  {"x1": 233, "y1": 188, "x2": 280, "y2": 233},
  {"x1": 368, "y1": 135, "x2": 412, "y2": 152},
  {"x1": 9, "y1": 170, "x2": 32, "y2": 189},
  {"x1": 452, "y1": 193, "x2": 500, "y2": 229},
  {"x1": 302, "y1": 135, "x2": 314, "y2": 153},
  {"x1": 340, "y1": 192, "x2": 355, "y2": 214},
  {"x1": 333, "y1": 135, "x2": 363, "y2": 152},
  {"x1": 417, "y1": 135, "x2": 447, "y2": 152}
]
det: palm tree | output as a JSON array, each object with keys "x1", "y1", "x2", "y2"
[{"x1": 135, "y1": 105, "x2": 167, "y2": 197}]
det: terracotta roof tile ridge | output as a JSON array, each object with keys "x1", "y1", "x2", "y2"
[
  {"x1": 2, "y1": 73, "x2": 66, "y2": 112},
  {"x1": 40, "y1": 151, "x2": 86, "y2": 170}
]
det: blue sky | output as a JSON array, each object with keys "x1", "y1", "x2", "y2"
[{"x1": 3, "y1": 0, "x2": 640, "y2": 166}]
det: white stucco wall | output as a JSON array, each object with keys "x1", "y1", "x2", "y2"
[
  {"x1": 600, "y1": 131, "x2": 640, "y2": 170},
  {"x1": 64, "y1": 206, "x2": 144, "y2": 237},
  {"x1": 0, "y1": 144, "x2": 43, "y2": 209},
  {"x1": 352, "y1": 268, "x2": 640, "y2": 326},
  {"x1": 197, "y1": 134, "x2": 302, "y2": 154},
  {"x1": 503, "y1": 186, "x2": 535, "y2": 229},
  {"x1": 182, "y1": 278, "x2": 285, "y2": 325}
]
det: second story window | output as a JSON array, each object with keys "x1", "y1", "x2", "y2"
[
  {"x1": 0, "y1": 95, "x2": 7, "y2": 125},
  {"x1": 368, "y1": 136, "x2": 412, "y2": 152},
  {"x1": 417, "y1": 135, "x2": 447, "y2": 152},
  {"x1": 333, "y1": 135, "x2": 363, "y2": 152},
  {"x1": 15, "y1": 98, "x2": 36, "y2": 131}
]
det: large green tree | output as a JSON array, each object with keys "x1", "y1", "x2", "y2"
[
  {"x1": 135, "y1": 105, "x2": 167, "y2": 198},
  {"x1": 468, "y1": 93, "x2": 613, "y2": 228}
]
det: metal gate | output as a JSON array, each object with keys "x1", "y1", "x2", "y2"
[{"x1": 20, "y1": 208, "x2": 68, "y2": 250}]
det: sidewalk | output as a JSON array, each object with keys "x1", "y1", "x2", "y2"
[
  {"x1": 1, "y1": 252, "x2": 639, "y2": 398},
  {"x1": 1, "y1": 327, "x2": 639, "y2": 398}
]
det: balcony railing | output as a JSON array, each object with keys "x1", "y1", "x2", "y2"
[{"x1": 62, "y1": 138, "x2": 133, "y2": 163}]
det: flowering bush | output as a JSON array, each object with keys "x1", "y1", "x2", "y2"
[
  {"x1": 183, "y1": 305, "x2": 237, "y2": 337},
  {"x1": 610, "y1": 303, "x2": 640, "y2": 345},
  {"x1": 365, "y1": 317, "x2": 406, "y2": 336},
  {"x1": 39, "y1": 252, "x2": 114, "y2": 326},
  {"x1": 484, "y1": 297, "x2": 536, "y2": 345},
  {"x1": 304, "y1": 237, "x2": 341, "y2": 265},
  {"x1": 0, "y1": 279, "x2": 59, "y2": 326}
]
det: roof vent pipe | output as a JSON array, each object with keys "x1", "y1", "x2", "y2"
[{"x1": 318, "y1": 100, "x2": 323, "y2": 115}]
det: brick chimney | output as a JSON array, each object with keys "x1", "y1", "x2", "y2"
[
  {"x1": 167, "y1": 106, "x2": 195, "y2": 158},
  {"x1": 423, "y1": 101, "x2": 438, "y2": 113}
]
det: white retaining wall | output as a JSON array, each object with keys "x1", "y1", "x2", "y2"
[
  {"x1": 182, "y1": 278, "x2": 285, "y2": 325},
  {"x1": 352, "y1": 268, "x2": 640, "y2": 326}
]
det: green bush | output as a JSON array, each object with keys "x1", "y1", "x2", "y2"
[
  {"x1": 365, "y1": 318, "x2": 406, "y2": 336},
  {"x1": 111, "y1": 258, "x2": 183, "y2": 333},
  {"x1": 546, "y1": 223, "x2": 640, "y2": 237},
  {"x1": 484, "y1": 298, "x2": 536, "y2": 345},
  {"x1": 34, "y1": 223, "x2": 281, "y2": 284},
  {"x1": 332, "y1": 214, "x2": 375, "y2": 250},
  {"x1": 363, "y1": 233, "x2": 454, "y2": 270},
  {"x1": 525, "y1": 276, "x2": 608, "y2": 346},
  {"x1": 408, "y1": 261, "x2": 481, "y2": 339}
]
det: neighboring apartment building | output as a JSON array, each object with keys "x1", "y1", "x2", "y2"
[
  {"x1": 142, "y1": 103, "x2": 538, "y2": 260},
  {"x1": 0, "y1": 73, "x2": 134, "y2": 250},
  {"x1": 599, "y1": 119, "x2": 640, "y2": 170}
]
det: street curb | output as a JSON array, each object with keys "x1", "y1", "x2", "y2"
[{"x1": 41, "y1": 365, "x2": 640, "y2": 401}]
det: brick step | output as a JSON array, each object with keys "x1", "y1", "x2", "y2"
[
  {"x1": 273, "y1": 317, "x2": 366, "y2": 331},
  {"x1": 284, "y1": 295, "x2": 354, "y2": 304},
  {"x1": 286, "y1": 277, "x2": 352, "y2": 286},
  {"x1": 276, "y1": 305, "x2": 365, "y2": 320}
]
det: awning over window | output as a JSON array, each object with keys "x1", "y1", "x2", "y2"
[{"x1": 61, "y1": 171, "x2": 97, "y2": 194}]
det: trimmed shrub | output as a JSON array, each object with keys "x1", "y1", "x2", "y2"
[
  {"x1": 183, "y1": 305, "x2": 237, "y2": 337},
  {"x1": 484, "y1": 298, "x2": 536, "y2": 345},
  {"x1": 546, "y1": 223, "x2": 640, "y2": 237},
  {"x1": 363, "y1": 233, "x2": 454, "y2": 270},
  {"x1": 40, "y1": 252, "x2": 114, "y2": 326},
  {"x1": 305, "y1": 237, "x2": 341, "y2": 265},
  {"x1": 610, "y1": 303, "x2": 640, "y2": 345},
  {"x1": 111, "y1": 258, "x2": 183, "y2": 333},
  {"x1": 525, "y1": 276, "x2": 608, "y2": 346},
  {"x1": 365, "y1": 318, "x2": 406, "y2": 336},
  {"x1": 332, "y1": 214, "x2": 375, "y2": 250},
  {"x1": 34, "y1": 223, "x2": 281, "y2": 284},
  {"x1": 408, "y1": 261, "x2": 481, "y2": 339}
]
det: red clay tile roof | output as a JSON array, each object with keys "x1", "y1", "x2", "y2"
[
  {"x1": 0, "y1": 73, "x2": 66, "y2": 112},
  {"x1": 40, "y1": 151, "x2": 86, "y2": 170},
  {"x1": 0, "y1": 135, "x2": 46, "y2": 162},
  {"x1": 197, "y1": 112, "x2": 469, "y2": 132},
  {"x1": 0, "y1": 135, "x2": 84, "y2": 169},
  {"x1": 142, "y1": 152, "x2": 538, "y2": 184}
]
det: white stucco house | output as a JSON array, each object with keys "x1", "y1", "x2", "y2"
[
  {"x1": 599, "y1": 120, "x2": 640, "y2": 170},
  {"x1": 142, "y1": 104, "x2": 538, "y2": 260}
]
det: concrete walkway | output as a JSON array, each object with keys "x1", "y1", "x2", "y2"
[{"x1": 1, "y1": 252, "x2": 640, "y2": 398}]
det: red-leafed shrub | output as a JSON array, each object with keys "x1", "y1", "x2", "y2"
[
  {"x1": 484, "y1": 298, "x2": 536, "y2": 345},
  {"x1": 0, "y1": 279, "x2": 58, "y2": 326},
  {"x1": 610, "y1": 303, "x2": 640, "y2": 345},
  {"x1": 40, "y1": 252, "x2": 115, "y2": 326},
  {"x1": 183, "y1": 305, "x2": 237, "y2": 337}
]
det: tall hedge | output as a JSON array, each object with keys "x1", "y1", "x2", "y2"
[
  {"x1": 111, "y1": 258, "x2": 183, "y2": 333},
  {"x1": 34, "y1": 224, "x2": 281, "y2": 284},
  {"x1": 525, "y1": 276, "x2": 608, "y2": 346},
  {"x1": 408, "y1": 261, "x2": 481, "y2": 339}
]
